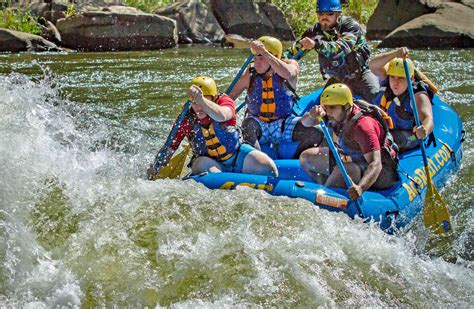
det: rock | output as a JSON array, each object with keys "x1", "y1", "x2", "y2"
[
  {"x1": 40, "y1": 19, "x2": 61, "y2": 44},
  {"x1": 101, "y1": 5, "x2": 143, "y2": 14},
  {"x1": 154, "y1": 0, "x2": 225, "y2": 44},
  {"x1": 56, "y1": 11, "x2": 178, "y2": 51},
  {"x1": 0, "y1": 28, "x2": 61, "y2": 52},
  {"x1": 462, "y1": 0, "x2": 474, "y2": 9},
  {"x1": 257, "y1": 2, "x2": 294, "y2": 41},
  {"x1": 379, "y1": 3, "x2": 474, "y2": 48},
  {"x1": 28, "y1": 1, "x2": 67, "y2": 24},
  {"x1": 367, "y1": 0, "x2": 445, "y2": 40},
  {"x1": 210, "y1": 0, "x2": 293, "y2": 41}
]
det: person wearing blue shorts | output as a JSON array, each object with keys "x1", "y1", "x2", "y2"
[
  {"x1": 229, "y1": 36, "x2": 323, "y2": 158},
  {"x1": 153, "y1": 76, "x2": 278, "y2": 176}
]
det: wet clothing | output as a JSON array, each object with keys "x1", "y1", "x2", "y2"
[
  {"x1": 245, "y1": 66, "x2": 296, "y2": 122},
  {"x1": 243, "y1": 66, "x2": 324, "y2": 159},
  {"x1": 192, "y1": 120, "x2": 240, "y2": 162},
  {"x1": 329, "y1": 104, "x2": 399, "y2": 190},
  {"x1": 243, "y1": 115, "x2": 300, "y2": 145},
  {"x1": 170, "y1": 95, "x2": 237, "y2": 151},
  {"x1": 170, "y1": 95, "x2": 255, "y2": 171},
  {"x1": 302, "y1": 16, "x2": 379, "y2": 102},
  {"x1": 374, "y1": 79, "x2": 433, "y2": 152},
  {"x1": 219, "y1": 143, "x2": 256, "y2": 173},
  {"x1": 242, "y1": 116, "x2": 325, "y2": 159}
]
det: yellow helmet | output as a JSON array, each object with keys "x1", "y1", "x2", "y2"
[
  {"x1": 252, "y1": 36, "x2": 283, "y2": 59},
  {"x1": 320, "y1": 83, "x2": 354, "y2": 106},
  {"x1": 191, "y1": 76, "x2": 217, "y2": 97},
  {"x1": 387, "y1": 58, "x2": 414, "y2": 78}
]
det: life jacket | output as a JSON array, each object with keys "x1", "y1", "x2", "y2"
[
  {"x1": 375, "y1": 79, "x2": 435, "y2": 130},
  {"x1": 189, "y1": 96, "x2": 240, "y2": 162},
  {"x1": 245, "y1": 64, "x2": 296, "y2": 122},
  {"x1": 331, "y1": 100, "x2": 399, "y2": 165},
  {"x1": 317, "y1": 16, "x2": 371, "y2": 81}
]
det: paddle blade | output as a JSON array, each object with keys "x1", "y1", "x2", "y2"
[
  {"x1": 423, "y1": 168, "x2": 453, "y2": 235},
  {"x1": 156, "y1": 144, "x2": 191, "y2": 179}
]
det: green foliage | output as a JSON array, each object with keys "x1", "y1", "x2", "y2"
[
  {"x1": 344, "y1": 0, "x2": 379, "y2": 25},
  {"x1": 122, "y1": 0, "x2": 177, "y2": 13},
  {"x1": 264, "y1": 0, "x2": 319, "y2": 39},
  {"x1": 65, "y1": 3, "x2": 76, "y2": 18},
  {"x1": 0, "y1": 8, "x2": 42, "y2": 35}
]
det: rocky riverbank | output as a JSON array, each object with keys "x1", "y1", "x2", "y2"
[
  {"x1": 367, "y1": 0, "x2": 474, "y2": 48},
  {"x1": 0, "y1": 0, "x2": 473, "y2": 53}
]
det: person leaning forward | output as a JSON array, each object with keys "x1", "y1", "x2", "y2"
[
  {"x1": 299, "y1": 83, "x2": 399, "y2": 200},
  {"x1": 150, "y1": 76, "x2": 278, "y2": 177},
  {"x1": 229, "y1": 36, "x2": 324, "y2": 159},
  {"x1": 369, "y1": 47, "x2": 435, "y2": 152},
  {"x1": 299, "y1": 0, "x2": 379, "y2": 102}
]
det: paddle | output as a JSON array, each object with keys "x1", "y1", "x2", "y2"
[
  {"x1": 226, "y1": 53, "x2": 254, "y2": 94},
  {"x1": 403, "y1": 59, "x2": 452, "y2": 235},
  {"x1": 318, "y1": 117, "x2": 364, "y2": 217},
  {"x1": 149, "y1": 54, "x2": 254, "y2": 180},
  {"x1": 148, "y1": 100, "x2": 191, "y2": 180},
  {"x1": 155, "y1": 144, "x2": 191, "y2": 179}
]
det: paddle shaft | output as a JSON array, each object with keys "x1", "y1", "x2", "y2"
[
  {"x1": 403, "y1": 59, "x2": 452, "y2": 234},
  {"x1": 153, "y1": 100, "x2": 191, "y2": 170},
  {"x1": 293, "y1": 48, "x2": 306, "y2": 61},
  {"x1": 318, "y1": 118, "x2": 364, "y2": 216},
  {"x1": 226, "y1": 54, "x2": 254, "y2": 95},
  {"x1": 403, "y1": 60, "x2": 429, "y2": 167}
]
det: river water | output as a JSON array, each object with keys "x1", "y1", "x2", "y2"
[{"x1": 0, "y1": 46, "x2": 472, "y2": 307}]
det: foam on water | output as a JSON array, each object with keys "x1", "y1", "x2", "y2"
[{"x1": 0, "y1": 63, "x2": 472, "y2": 307}]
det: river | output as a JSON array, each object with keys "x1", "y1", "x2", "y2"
[{"x1": 0, "y1": 46, "x2": 472, "y2": 307}]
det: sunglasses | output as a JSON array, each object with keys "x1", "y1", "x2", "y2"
[{"x1": 318, "y1": 12, "x2": 336, "y2": 16}]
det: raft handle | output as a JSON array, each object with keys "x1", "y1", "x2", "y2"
[{"x1": 461, "y1": 130, "x2": 466, "y2": 143}]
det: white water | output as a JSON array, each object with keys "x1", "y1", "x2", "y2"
[{"x1": 0, "y1": 69, "x2": 473, "y2": 307}]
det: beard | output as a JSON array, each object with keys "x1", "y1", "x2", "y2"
[{"x1": 320, "y1": 22, "x2": 332, "y2": 31}]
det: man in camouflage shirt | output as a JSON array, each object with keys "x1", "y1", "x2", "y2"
[{"x1": 299, "y1": 0, "x2": 379, "y2": 102}]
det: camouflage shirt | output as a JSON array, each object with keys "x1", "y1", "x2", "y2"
[{"x1": 301, "y1": 16, "x2": 371, "y2": 80}]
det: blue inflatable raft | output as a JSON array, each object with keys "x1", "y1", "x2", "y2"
[{"x1": 187, "y1": 88, "x2": 464, "y2": 232}]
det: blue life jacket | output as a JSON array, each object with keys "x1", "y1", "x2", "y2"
[
  {"x1": 245, "y1": 65, "x2": 295, "y2": 122},
  {"x1": 192, "y1": 117, "x2": 240, "y2": 162},
  {"x1": 374, "y1": 79, "x2": 433, "y2": 130}
]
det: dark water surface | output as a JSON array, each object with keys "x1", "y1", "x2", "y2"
[{"x1": 0, "y1": 46, "x2": 472, "y2": 307}]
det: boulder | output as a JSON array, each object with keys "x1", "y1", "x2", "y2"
[
  {"x1": 0, "y1": 28, "x2": 61, "y2": 52},
  {"x1": 462, "y1": 0, "x2": 474, "y2": 9},
  {"x1": 154, "y1": 0, "x2": 225, "y2": 44},
  {"x1": 379, "y1": 2, "x2": 474, "y2": 48},
  {"x1": 101, "y1": 5, "x2": 142, "y2": 14},
  {"x1": 29, "y1": 1, "x2": 67, "y2": 24},
  {"x1": 257, "y1": 2, "x2": 294, "y2": 41},
  {"x1": 209, "y1": 0, "x2": 293, "y2": 40},
  {"x1": 40, "y1": 19, "x2": 62, "y2": 44},
  {"x1": 367, "y1": 0, "x2": 445, "y2": 40},
  {"x1": 56, "y1": 11, "x2": 178, "y2": 51}
]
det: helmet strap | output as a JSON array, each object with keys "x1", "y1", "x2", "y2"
[{"x1": 343, "y1": 104, "x2": 352, "y2": 119}]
